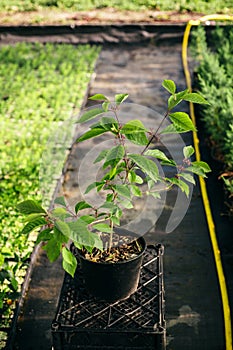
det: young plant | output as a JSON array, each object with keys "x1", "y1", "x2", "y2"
[{"x1": 17, "y1": 79, "x2": 211, "y2": 277}]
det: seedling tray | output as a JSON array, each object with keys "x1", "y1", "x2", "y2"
[{"x1": 51, "y1": 244, "x2": 166, "y2": 350}]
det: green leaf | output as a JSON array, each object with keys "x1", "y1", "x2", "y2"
[
  {"x1": 100, "y1": 202, "x2": 118, "y2": 212},
  {"x1": 178, "y1": 173, "x2": 196, "y2": 185},
  {"x1": 115, "y1": 93, "x2": 129, "y2": 104},
  {"x1": 145, "y1": 149, "x2": 176, "y2": 165},
  {"x1": 55, "y1": 220, "x2": 71, "y2": 238},
  {"x1": 36, "y1": 229, "x2": 52, "y2": 244},
  {"x1": 185, "y1": 166, "x2": 206, "y2": 177},
  {"x1": 104, "y1": 144, "x2": 125, "y2": 168},
  {"x1": 76, "y1": 127, "x2": 107, "y2": 143},
  {"x1": 94, "y1": 149, "x2": 109, "y2": 163},
  {"x1": 119, "y1": 199, "x2": 134, "y2": 209},
  {"x1": 162, "y1": 79, "x2": 176, "y2": 94},
  {"x1": 89, "y1": 94, "x2": 109, "y2": 101},
  {"x1": 21, "y1": 217, "x2": 47, "y2": 235},
  {"x1": 77, "y1": 107, "x2": 104, "y2": 123},
  {"x1": 100, "y1": 117, "x2": 118, "y2": 131},
  {"x1": 135, "y1": 175, "x2": 144, "y2": 184},
  {"x1": 128, "y1": 171, "x2": 136, "y2": 183},
  {"x1": 183, "y1": 145, "x2": 195, "y2": 158},
  {"x1": 43, "y1": 227, "x2": 66, "y2": 262},
  {"x1": 17, "y1": 200, "x2": 46, "y2": 215},
  {"x1": 125, "y1": 132, "x2": 148, "y2": 146},
  {"x1": 167, "y1": 177, "x2": 190, "y2": 197},
  {"x1": 120, "y1": 120, "x2": 148, "y2": 146},
  {"x1": 115, "y1": 184, "x2": 131, "y2": 199},
  {"x1": 128, "y1": 154, "x2": 159, "y2": 182},
  {"x1": 131, "y1": 185, "x2": 142, "y2": 197},
  {"x1": 52, "y1": 207, "x2": 71, "y2": 220},
  {"x1": 75, "y1": 201, "x2": 92, "y2": 214},
  {"x1": 85, "y1": 181, "x2": 104, "y2": 194},
  {"x1": 62, "y1": 247, "x2": 77, "y2": 277},
  {"x1": 121, "y1": 120, "x2": 148, "y2": 134},
  {"x1": 23, "y1": 213, "x2": 45, "y2": 223},
  {"x1": 169, "y1": 112, "x2": 196, "y2": 132},
  {"x1": 191, "y1": 161, "x2": 211, "y2": 173},
  {"x1": 54, "y1": 196, "x2": 66, "y2": 207},
  {"x1": 102, "y1": 101, "x2": 110, "y2": 111},
  {"x1": 183, "y1": 93, "x2": 209, "y2": 105},
  {"x1": 167, "y1": 90, "x2": 189, "y2": 110},
  {"x1": 93, "y1": 223, "x2": 112, "y2": 233},
  {"x1": 79, "y1": 215, "x2": 96, "y2": 224},
  {"x1": 147, "y1": 191, "x2": 161, "y2": 199}
]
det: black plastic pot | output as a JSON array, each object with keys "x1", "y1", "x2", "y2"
[{"x1": 76, "y1": 236, "x2": 146, "y2": 302}]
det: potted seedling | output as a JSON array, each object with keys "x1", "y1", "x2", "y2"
[{"x1": 17, "y1": 80, "x2": 210, "y2": 302}]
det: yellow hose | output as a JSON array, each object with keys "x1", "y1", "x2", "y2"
[{"x1": 182, "y1": 14, "x2": 233, "y2": 350}]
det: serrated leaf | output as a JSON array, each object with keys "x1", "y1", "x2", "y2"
[
  {"x1": 93, "y1": 223, "x2": 112, "y2": 233},
  {"x1": 17, "y1": 200, "x2": 46, "y2": 215},
  {"x1": 183, "y1": 93, "x2": 209, "y2": 105},
  {"x1": 128, "y1": 154, "x2": 159, "y2": 182},
  {"x1": 21, "y1": 217, "x2": 47, "y2": 235},
  {"x1": 62, "y1": 247, "x2": 77, "y2": 277},
  {"x1": 115, "y1": 93, "x2": 129, "y2": 104},
  {"x1": 145, "y1": 149, "x2": 176, "y2": 165},
  {"x1": 183, "y1": 145, "x2": 195, "y2": 158},
  {"x1": 104, "y1": 144, "x2": 125, "y2": 168},
  {"x1": 75, "y1": 201, "x2": 92, "y2": 214},
  {"x1": 54, "y1": 196, "x2": 66, "y2": 207},
  {"x1": 169, "y1": 112, "x2": 196, "y2": 132},
  {"x1": 77, "y1": 107, "x2": 104, "y2": 123},
  {"x1": 76, "y1": 127, "x2": 107, "y2": 143},
  {"x1": 162, "y1": 79, "x2": 176, "y2": 94}
]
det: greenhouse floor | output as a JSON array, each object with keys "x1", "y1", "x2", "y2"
[{"x1": 10, "y1": 28, "x2": 232, "y2": 350}]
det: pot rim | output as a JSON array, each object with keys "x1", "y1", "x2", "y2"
[{"x1": 75, "y1": 236, "x2": 147, "y2": 266}]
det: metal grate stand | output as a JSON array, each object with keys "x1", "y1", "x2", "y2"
[{"x1": 51, "y1": 244, "x2": 166, "y2": 350}]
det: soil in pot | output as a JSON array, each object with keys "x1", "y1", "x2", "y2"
[{"x1": 75, "y1": 233, "x2": 146, "y2": 302}]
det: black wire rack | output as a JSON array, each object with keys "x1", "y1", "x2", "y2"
[{"x1": 51, "y1": 244, "x2": 166, "y2": 350}]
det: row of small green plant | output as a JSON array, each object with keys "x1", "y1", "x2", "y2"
[
  {"x1": 191, "y1": 25, "x2": 233, "y2": 212},
  {"x1": 0, "y1": 42, "x2": 100, "y2": 345},
  {"x1": 0, "y1": 0, "x2": 232, "y2": 14}
]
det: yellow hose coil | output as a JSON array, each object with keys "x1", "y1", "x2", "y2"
[{"x1": 182, "y1": 14, "x2": 233, "y2": 350}]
